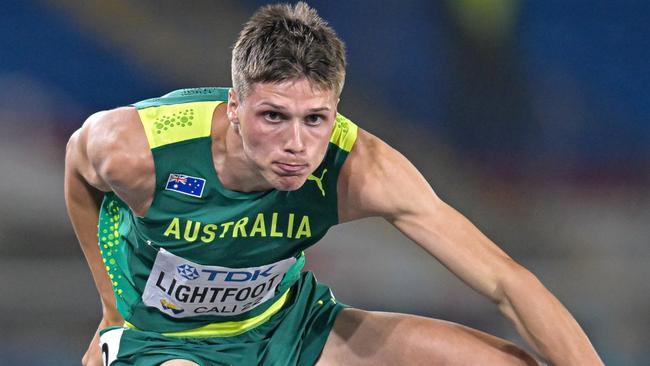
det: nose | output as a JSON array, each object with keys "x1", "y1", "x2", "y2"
[{"x1": 283, "y1": 120, "x2": 305, "y2": 154}]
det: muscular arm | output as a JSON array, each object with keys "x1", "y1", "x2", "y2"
[
  {"x1": 65, "y1": 112, "x2": 122, "y2": 324},
  {"x1": 65, "y1": 108, "x2": 153, "y2": 365},
  {"x1": 337, "y1": 129, "x2": 603, "y2": 366}
]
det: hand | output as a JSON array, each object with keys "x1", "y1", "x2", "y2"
[
  {"x1": 81, "y1": 322, "x2": 104, "y2": 366},
  {"x1": 82, "y1": 314, "x2": 123, "y2": 366}
]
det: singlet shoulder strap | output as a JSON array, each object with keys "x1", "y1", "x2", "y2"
[
  {"x1": 132, "y1": 87, "x2": 229, "y2": 149},
  {"x1": 137, "y1": 101, "x2": 222, "y2": 149},
  {"x1": 330, "y1": 113, "x2": 358, "y2": 152}
]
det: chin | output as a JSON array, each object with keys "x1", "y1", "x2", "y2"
[{"x1": 273, "y1": 175, "x2": 307, "y2": 191}]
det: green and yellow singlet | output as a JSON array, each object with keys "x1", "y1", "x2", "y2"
[{"x1": 97, "y1": 87, "x2": 357, "y2": 337}]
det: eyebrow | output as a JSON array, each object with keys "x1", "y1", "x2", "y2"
[{"x1": 259, "y1": 102, "x2": 330, "y2": 113}]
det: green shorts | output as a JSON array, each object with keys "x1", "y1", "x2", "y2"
[{"x1": 99, "y1": 272, "x2": 345, "y2": 366}]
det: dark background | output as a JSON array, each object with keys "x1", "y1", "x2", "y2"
[{"x1": 0, "y1": 1, "x2": 648, "y2": 365}]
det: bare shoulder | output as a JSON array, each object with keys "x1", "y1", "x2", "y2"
[
  {"x1": 67, "y1": 107, "x2": 154, "y2": 212},
  {"x1": 337, "y1": 128, "x2": 440, "y2": 223},
  {"x1": 84, "y1": 107, "x2": 150, "y2": 179}
]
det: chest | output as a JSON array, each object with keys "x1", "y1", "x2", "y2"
[{"x1": 128, "y1": 138, "x2": 336, "y2": 266}]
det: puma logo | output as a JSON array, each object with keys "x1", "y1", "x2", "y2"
[{"x1": 307, "y1": 169, "x2": 327, "y2": 196}]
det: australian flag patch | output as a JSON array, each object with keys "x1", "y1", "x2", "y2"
[{"x1": 165, "y1": 173, "x2": 206, "y2": 198}]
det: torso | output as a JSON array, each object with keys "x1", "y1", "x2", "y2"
[{"x1": 92, "y1": 88, "x2": 357, "y2": 329}]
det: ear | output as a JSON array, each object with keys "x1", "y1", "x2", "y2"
[
  {"x1": 333, "y1": 97, "x2": 340, "y2": 117},
  {"x1": 227, "y1": 88, "x2": 240, "y2": 125}
]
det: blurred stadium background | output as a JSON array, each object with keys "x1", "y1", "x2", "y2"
[{"x1": 1, "y1": 1, "x2": 648, "y2": 365}]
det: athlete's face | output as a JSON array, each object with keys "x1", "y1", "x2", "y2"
[{"x1": 228, "y1": 78, "x2": 338, "y2": 191}]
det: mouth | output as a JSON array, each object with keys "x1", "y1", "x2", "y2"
[{"x1": 274, "y1": 162, "x2": 308, "y2": 175}]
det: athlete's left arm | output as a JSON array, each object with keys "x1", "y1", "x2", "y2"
[{"x1": 337, "y1": 128, "x2": 603, "y2": 366}]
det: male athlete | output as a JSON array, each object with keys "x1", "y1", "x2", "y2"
[{"x1": 65, "y1": 3, "x2": 603, "y2": 365}]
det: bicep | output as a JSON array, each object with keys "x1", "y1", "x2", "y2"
[{"x1": 64, "y1": 126, "x2": 106, "y2": 248}]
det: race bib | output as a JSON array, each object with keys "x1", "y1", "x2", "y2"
[{"x1": 142, "y1": 249, "x2": 295, "y2": 318}]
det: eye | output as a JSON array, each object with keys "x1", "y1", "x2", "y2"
[
  {"x1": 305, "y1": 114, "x2": 324, "y2": 126},
  {"x1": 263, "y1": 111, "x2": 284, "y2": 123}
]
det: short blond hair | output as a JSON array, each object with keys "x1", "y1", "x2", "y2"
[{"x1": 231, "y1": 2, "x2": 346, "y2": 100}]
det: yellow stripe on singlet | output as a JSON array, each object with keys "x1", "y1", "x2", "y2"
[
  {"x1": 137, "y1": 101, "x2": 222, "y2": 149},
  {"x1": 330, "y1": 114, "x2": 358, "y2": 152},
  {"x1": 124, "y1": 288, "x2": 291, "y2": 338}
]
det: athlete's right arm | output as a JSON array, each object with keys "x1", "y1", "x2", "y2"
[
  {"x1": 65, "y1": 107, "x2": 154, "y2": 365},
  {"x1": 65, "y1": 111, "x2": 123, "y2": 366}
]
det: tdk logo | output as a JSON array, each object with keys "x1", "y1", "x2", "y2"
[
  {"x1": 177, "y1": 264, "x2": 200, "y2": 280},
  {"x1": 201, "y1": 265, "x2": 277, "y2": 282}
]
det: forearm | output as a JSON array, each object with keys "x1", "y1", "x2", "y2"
[
  {"x1": 64, "y1": 165, "x2": 122, "y2": 322},
  {"x1": 498, "y1": 266, "x2": 603, "y2": 365}
]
